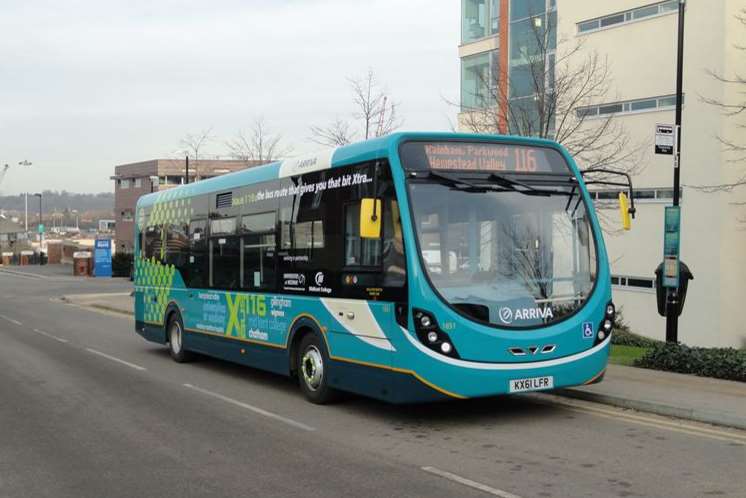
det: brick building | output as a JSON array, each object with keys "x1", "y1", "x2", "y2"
[{"x1": 112, "y1": 159, "x2": 266, "y2": 252}]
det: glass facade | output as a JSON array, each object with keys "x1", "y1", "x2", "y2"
[
  {"x1": 462, "y1": 0, "x2": 501, "y2": 43},
  {"x1": 508, "y1": 0, "x2": 557, "y2": 136},
  {"x1": 460, "y1": 51, "x2": 498, "y2": 110}
]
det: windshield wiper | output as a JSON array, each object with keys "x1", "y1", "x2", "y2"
[{"x1": 420, "y1": 171, "x2": 568, "y2": 197}]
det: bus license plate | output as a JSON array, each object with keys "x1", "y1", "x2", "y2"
[{"x1": 509, "y1": 376, "x2": 554, "y2": 393}]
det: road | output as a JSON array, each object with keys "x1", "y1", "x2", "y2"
[{"x1": 1, "y1": 268, "x2": 745, "y2": 498}]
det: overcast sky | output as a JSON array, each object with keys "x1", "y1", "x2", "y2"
[{"x1": 0, "y1": 0, "x2": 460, "y2": 195}]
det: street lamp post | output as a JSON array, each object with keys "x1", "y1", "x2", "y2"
[
  {"x1": 19, "y1": 161, "x2": 32, "y2": 233},
  {"x1": 33, "y1": 193, "x2": 42, "y2": 264}
]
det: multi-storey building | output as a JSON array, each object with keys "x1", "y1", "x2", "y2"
[
  {"x1": 459, "y1": 0, "x2": 746, "y2": 347},
  {"x1": 112, "y1": 159, "x2": 265, "y2": 252}
]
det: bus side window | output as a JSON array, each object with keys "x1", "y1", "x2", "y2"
[
  {"x1": 188, "y1": 220, "x2": 208, "y2": 288},
  {"x1": 209, "y1": 217, "x2": 239, "y2": 289},
  {"x1": 144, "y1": 225, "x2": 161, "y2": 261},
  {"x1": 344, "y1": 203, "x2": 381, "y2": 267},
  {"x1": 164, "y1": 223, "x2": 189, "y2": 275},
  {"x1": 241, "y1": 212, "x2": 277, "y2": 291}
]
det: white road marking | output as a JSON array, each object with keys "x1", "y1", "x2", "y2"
[
  {"x1": 421, "y1": 467, "x2": 523, "y2": 498},
  {"x1": 183, "y1": 383, "x2": 315, "y2": 432},
  {"x1": 32, "y1": 328, "x2": 69, "y2": 343},
  {"x1": 0, "y1": 314, "x2": 23, "y2": 326},
  {"x1": 535, "y1": 394, "x2": 746, "y2": 444},
  {"x1": 85, "y1": 348, "x2": 147, "y2": 371}
]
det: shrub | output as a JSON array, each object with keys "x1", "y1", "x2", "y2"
[
  {"x1": 112, "y1": 252, "x2": 134, "y2": 278},
  {"x1": 635, "y1": 343, "x2": 746, "y2": 383}
]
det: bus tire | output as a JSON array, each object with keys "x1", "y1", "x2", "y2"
[
  {"x1": 297, "y1": 333, "x2": 337, "y2": 404},
  {"x1": 167, "y1": 314, "x2": 193, "y2": 363}
]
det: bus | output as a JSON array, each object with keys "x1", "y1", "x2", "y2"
[{"x1": 133, "y1": 132, "x2": 634, "y2": 404}]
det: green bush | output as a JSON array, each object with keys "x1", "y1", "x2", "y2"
[
  {"x1": 611, "y1": 308, "x2": 662, "y2": 348},
  {"x1": 112, "y1": 252, "x2": 134, "y2": 278},
  {"x1": 635, "y1": 343, "x2": 746, "y2": 382}
]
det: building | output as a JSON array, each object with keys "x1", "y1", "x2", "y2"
[
  {"x1": 112, "y1": 159, "x2": 265, "y2": 252},
  {"x1": 0, "y1": 217, "x2": 29, "y2": 254},
  {"x1": 459, "y1": 0, "x2": 746, "y2": 348}
]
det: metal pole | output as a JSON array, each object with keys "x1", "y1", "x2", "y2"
[
  {"x1": 185, "y1": 156, "x2": 190, "y2": 184},
  {"x1": 24, "y1": 193, "x2": 28, "y2": 232},
  {"x1": 38, "y1": 194, "x2": 43, "y2": 264},
  {"x1": 665, "y1": 0, "x2": 686, "y2": 343}
]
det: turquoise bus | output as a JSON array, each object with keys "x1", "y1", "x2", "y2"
[{"x1": 134, "y1": 132, "x2": 633, "y2": 404}]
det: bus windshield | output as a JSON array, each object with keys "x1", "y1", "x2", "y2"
[{"x1": 403, "y1": 142, "x2": 597, "y2": 328}]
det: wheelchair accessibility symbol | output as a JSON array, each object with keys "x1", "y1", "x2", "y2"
[{"x1": 582, "y1": 322, "x2": 594, "y2": 339}]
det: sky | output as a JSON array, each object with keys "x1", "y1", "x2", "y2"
[{"x1": 0, "y1": 0, "x2": 460, "y2": 195}]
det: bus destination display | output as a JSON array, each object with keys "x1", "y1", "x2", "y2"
[{"x1": 400, "y1": 141, "x2": 568, "y2": 174}]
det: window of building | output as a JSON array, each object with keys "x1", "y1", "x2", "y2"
[
  {"x1": 121, "y1": 210, "x2": 134, "y2": 222},
  {"x1": 576, "y1": 94, "x2": 683, "y2": 118},
  {"x1": 461, "y1": 51, "x2": 497, "y2": 110},
  {"x1": 577, "y1": 1, "x2": 679, "y2": 34},
  {"x1": 508, "y1": 0, "x2": 556, "y2": 135},
  {"x1": 134, "y1": 178, "x2": 142, "y2": 188},
  {"x1": 612, "y1": 275, "x2": 655, "y2": 291},
  {"x1": 462, "y1": 0, "x2": 501, "y2": 43},
  {"x1": 589, "y1": 188, "x2": 683, "y2": 204},
  {"x1": 120, "y1": 179, "x2": 130, "y2": 190}
]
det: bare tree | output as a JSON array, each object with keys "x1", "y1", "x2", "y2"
[
  {"x1": 226, "y1": 118, "x2": 292, "y2": 164},
  {"x1": 693, "y1": 9, "x2": 746, "y2": 193},
  {"x1": 310, "y1": 69, "x2": 402, "y2": 147},
  {"x1": 459, "y1": 16, "x2": 644, "y2": 174},
  {"x1": 179, "y1": 127, "x2": 213, "y2": 180}
]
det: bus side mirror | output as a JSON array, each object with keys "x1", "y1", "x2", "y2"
[
  {"x1": 360, "y1": 198, "x2": 382, "y2": 239},
  {"x1": 619, "y1": 192, "x2": 632, "y2": 231}
]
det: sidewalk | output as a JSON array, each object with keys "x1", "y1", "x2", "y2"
[
  {"x1": 60, "y1": 292, "x2": 746, "y2": 430},
  {"x1": 61, "y1": 292, "x2": 133, "y2": 316},
  {"x1": 559, "y1": 364, "x2": 746, "y2": 430}
]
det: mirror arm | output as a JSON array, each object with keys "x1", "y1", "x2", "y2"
[{"x1": 581, "y1": 168, "x2": 637, "y2": 219}]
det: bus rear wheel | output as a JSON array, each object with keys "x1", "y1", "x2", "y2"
[
  {"x1": 297, "y1": 333, "x2": 337, "y2": 404},
  {"x1": 168, "y1": 314, "x2": 193, "y2": 363}
]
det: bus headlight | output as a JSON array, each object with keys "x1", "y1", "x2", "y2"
[
  {"x1": 413, "y1": 308, "x2": 460, "y2": 358},
  {"x1": 603, "y1": 320, "x2": 613, "y2": 333}
]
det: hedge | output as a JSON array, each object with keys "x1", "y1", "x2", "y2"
[
  {"x1": 635, "y1": 343, "x2": 746, "y2": 383},
  {"x1": 112, "y1": 252, "x2": 134, "y2": 278}
]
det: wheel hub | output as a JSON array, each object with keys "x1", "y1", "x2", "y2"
[{"x1": 301, "y1": 346, "x2": 324, "y2": 391}]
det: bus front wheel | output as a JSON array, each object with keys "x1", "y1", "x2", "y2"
[
  {"x1": 297, "y1": 333, "x2": 337, "y2": 404},
  {"x1": 168, "y1": 314, "x2": 193, "y2": 363}
]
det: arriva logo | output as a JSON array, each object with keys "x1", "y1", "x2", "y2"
[{"x1": 498, "y1": 306, "x2": 554, "y2": 324}]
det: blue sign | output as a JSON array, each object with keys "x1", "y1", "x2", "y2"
[
  {"x1": 582, "y1": 322, "x2": 594, "y2": 339},
  {"x1": 94, "y1": 238, "x2": 112, "y2": 278}
]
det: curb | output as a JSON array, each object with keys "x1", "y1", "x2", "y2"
[{"x1": 555, "y1": 388, "x2": 746, "y2": 432}]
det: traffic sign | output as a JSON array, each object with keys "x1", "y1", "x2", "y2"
[
  {"x1": 37, "y1": 223, "x2": 45, "y2": 234},
  {"x1": 655, "y1": 124, "x2": 675, "y2": 155}
]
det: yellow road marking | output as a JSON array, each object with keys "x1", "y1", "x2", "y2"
[{"x1": 536, "y1": 394, "x2": 746, "y2": 444}]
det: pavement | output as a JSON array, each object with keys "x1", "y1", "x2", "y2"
[
  {"x1": 2, "y1": 265, "x2": 746, "y2": 498},
  {"x1": 57, "y1": 278, "x2": 746, "y2": 432}
]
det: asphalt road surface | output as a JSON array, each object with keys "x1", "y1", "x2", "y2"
[{"x1": 1, "y1": 269, "x2": 745, "y2": 498}]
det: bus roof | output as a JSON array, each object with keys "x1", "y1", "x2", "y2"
[{"x1": 136, "y1": 132, "x2": 565, "y2": 209}]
